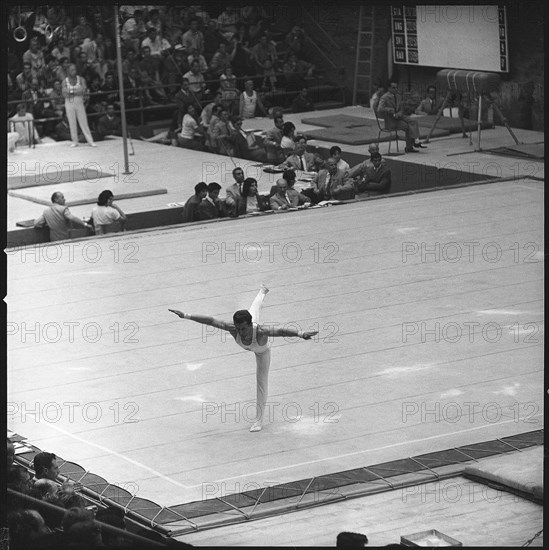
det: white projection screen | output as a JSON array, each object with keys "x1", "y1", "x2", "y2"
[{"x1": 391, "y1": 5, "x2": 509, "y2": 72}]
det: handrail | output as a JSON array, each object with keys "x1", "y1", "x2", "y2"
[{"x1": 301, "y1": 6, "x2": 341, "y2": 50}]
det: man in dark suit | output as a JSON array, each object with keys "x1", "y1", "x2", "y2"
[
  {"x1": 175, "y1": 78, "x2": 202, "y2": 127},
  {"x1": 231, "y1": 117, "x2": 266, "y2": 161},
  {"x1": 348, "y1": 152, "x2": 392, "y2": 195},
  {"x1": 182, "y1": 181, "x2": 208, "y2": 223},
  {"x1": 197, "y1": 182, "x2": 224, "y2": 220},
  {"x1": 378, "y1": 81, "x2": 425, "y2": 153},
  {"x1": 313, "y1": 157, "x2": 355, "y2": 200},
  {"x1": 96, "y1": 104, "x2": 122, "y2": 138},
  {"x1": 282, "y1": 134, "x2": 316, "y2": 171}
]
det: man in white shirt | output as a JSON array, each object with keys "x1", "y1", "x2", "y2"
[
  {"x1": 183, "y1": 60, "x2": 207, "y2": 99},
  {"x1": 141, "y1": 27, "x2": 172, "y2": 58},
  {"x1": 329, "y1": 146, "x2": 350, "y2": 171}
]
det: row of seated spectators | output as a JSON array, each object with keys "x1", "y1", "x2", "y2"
[
  {"x1": 30, "y1": 136, "x2": 392, "y2": 242},
  {"x1": 6, "y1": 439, "x2": 190, "y2": 548},
  {"x1": 7, "y1": 5, "x2": 317, "y2": 134}
]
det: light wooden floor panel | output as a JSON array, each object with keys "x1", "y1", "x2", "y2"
[{"x1": 8, "y1": 179, "x2": 543, "y2": 517}]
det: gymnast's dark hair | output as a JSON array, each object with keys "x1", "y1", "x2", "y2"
[
  {"x1": 97, "y1": 190, "x2": 114, "y2": 206},
  {"x1": 233, "y1": 310, "x2": 252, "y2": 325}
]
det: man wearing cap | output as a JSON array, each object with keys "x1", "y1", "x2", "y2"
[{"x1": 348, "y1": 152, "x2": 392, "y2": 196}]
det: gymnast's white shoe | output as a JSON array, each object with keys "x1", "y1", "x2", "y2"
[
  {"x1": 250, "y1": 420, "x2": 263, "y2": 432},
  {"x1": 260, "y1": 284, "x2": 269, "y2": 294}
]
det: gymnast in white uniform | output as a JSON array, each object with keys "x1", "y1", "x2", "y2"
[{"x1": 169, "y1": 285, "x2": 317, "y2": 432}]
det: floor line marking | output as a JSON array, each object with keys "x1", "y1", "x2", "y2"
[
  {"x1": 43, "y1": 422, "x2": 192, "y2": 490},
  {"x1": 185, "y1": 415, "x2": 543, "y2": 487}
]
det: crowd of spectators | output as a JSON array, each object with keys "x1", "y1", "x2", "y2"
[
  {"x1": 7, "y1": 5, "x2": 318, "y2": 148},
  {"x1": 6, "y1": 440, "x2": 190, "y2": 548}
]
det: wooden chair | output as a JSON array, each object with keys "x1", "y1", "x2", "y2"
[{"x1": 374, "y1": 110, "x2": 402, "y2": 155}]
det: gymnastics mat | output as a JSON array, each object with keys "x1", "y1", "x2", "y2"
[
  {"x1": 463, "y1": 446, "x2": 543, "y2": 502},
  {"x1": 8, "y1": 167, "x2": 116, "y2": 190},
  {"x1": 305, "y1": 125, "x2": 450, "y2": 145},
  {"x1": 300, "y1": 114, "x2": 376, "y2": 128},
  {"x1": 484, "y1": 142, "x2": 544, "y2": 160},
  {"x1": 416, "y1": 115, "x2": 494, "y2": 133},
  {"x1": 9, "y1": 187, "x2": 167, "y2": 207}
]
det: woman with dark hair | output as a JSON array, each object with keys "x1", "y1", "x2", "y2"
[
  {"x1": 169, "y1": 285, "x2": 317, "y2": 432},
  {"x1": 280, "y1": 121, "x2": 296, "y2": 152},
  {"x1": 91, "y1": 190, "x2": 126, "y2": 234},
  {"x1": 239, "y1": 177, "x2": 268, "y2": 214}
]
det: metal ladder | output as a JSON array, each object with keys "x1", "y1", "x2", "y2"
[{"x1": 352, "y1": 5, "x2": 377, "y2": 105}]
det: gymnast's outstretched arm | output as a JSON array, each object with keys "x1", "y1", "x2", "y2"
[
  {"x1": 169, "y1": 309, "x2": 234, "y2": 332},
  {"x1": 260, "y1": 325, "x2": 318, "y2": 340}
]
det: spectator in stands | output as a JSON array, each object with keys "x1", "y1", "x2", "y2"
[
  {"x1": 32, "y1": 452, "x2": 59, "y2": 481},
  {"x1": 87, "y1": 76, "x2": 105, "y2": 114},
  {"x1": 239, "y1": 177, "x2": 269, "y2": 214},
  {"x1": 74, "y1": 15, "x2": 94, "y2": 43},
  {"x1": 415, "y1": 85, "x2": 442, "y2": 115},
  {"x1": 7, "y1": 509, "x2": 54, "y2": 550},
  {"x1": 100, "y1": 72, "x2": 120, "y2": 106},
  {"x1": 251, "y1": 34, "x2": 277, "y2": 72},
  {"x1": 175, "y1": 78, "x2": 202, "y2": 126},
  {"x1": 63, "y1": 507, "x2": 104, "y2": 548},
  {"x1": 187, "y1": 46, "x2": 208, "y2": 74},
  {"x1": 220, "y1": 67, "x2": 239, "y2": 115},
  {"x1": 163, "y1": 47, "x2": 189, "y2": 96},
  {"x1": 285, "y1": 25, "x2": 308, "y2": 57},
  {"x1": 330, "y1": 145, "x2": 350, "y2": 171},
  {"x1": 76, "y1": 51, "x2": 98, "y2": 83},
  {"x1": 313, "y1": 157, "x2": 355, "y2": 200},
  {"x1": 210, "y1": 108, "x2": 234, "y2": 155},
  {"x1": 21, "y1": 77, "x2": 47, "y2": 119},
  {"x1": 181, "y1": 18, "x2": 205, "y2": 55},
  {"x1": 23, "y1": 37, "x2": 46, "y2": 79},
  {"x1": 270, "y1": 178, "x2": 292, "y2": 211},
  {"x1": 34, "y1": 192, "x2": 93, "y2": 241},
  {"x1": 347, "y1": 152, "x2": 392, "y2": 195},
  {"x1": 139, "y1": 45, "x2": 169, "y2": 103},
  {"x1": 240, "y1": 79, "x2": 268, "y2": 119},
  {"x1": 210, "y1": 42, "x2": 234, "y2": 79},
  {"x1": 291, "y1": 87, "x2": 314, "y2": 113},
  {"x1": 206, "y1": 104, "x2": 223, "y2": 148},
  {"x1": 141, "y1": 27, "x2": 172, "y2": 58},
  {"x1": 91, "y1": 190, "x2": 127, "y2": 234},
  {"x1": 217, "y1": 6, "x2": 239, "y2": 39},
  {"x1": 96, "y1": 104, "x2": 122, "y2": 138},
  {"x1": 121, "y1": 9, "x2": 147, "y2": 53},
  {"x1": 146, "y1": 8, "x2": 163, "y2": 35},
  {"x1": 230, "y1": 23, "x2": 253, "y2": 76},
  {"x1": 283, "y1": 134, "x2": 318, "y2": 171},
  {"x1": 92, "y1": 11, "x2": 112, "y2": 40},
  {"x1": 43, "y1": 55, "x2": 61, "y2": 88},
  {"x1": 16, "y1": 62, "x2": 34, "y2": 94},
  {"x1": 54, "y1": 114, "x2": 78, "y2": 141},
  {"x1": 279, "y1": 121, "x2": 296, "y2": 153},
  {"x1": 121, "y1": 48, "x2": 140, "y2": 76},
  {"x1": 9, "y1": 103, "x2": 41, "y2": 146},
  {"x1": 230, "y1": 116, "x2": 265, "y2": 161},
  {"x1": 201, "y1": 91, "x2": 223, "y2": 127},
  {"x1": 55, "y1": 57, "x2": 71, "y2": 82},
  {"x1": 95, "y1": 507, "x2": 127, "y2": 547},
  {"x1": 203, "y1": 19, "x2": 228, "y2": 59},
  {"x1": 177, "y1": 104, "x2": 207, "y2": 151},
  {"x1": 34, "y1": 478, "x2": 62, "y2": 505},
  {"x1": 183, "y1": 60, "x2": 208, "y2": 101},
  {"x1": 182, "y1": 181, "x2": 209, "y2": 223},
  {"x1": 7, "y1": 439, "x2": 15, "y2": 467},
  {"x1": 378, "y1": 81, "x2": 424, "y2": 153},
  {"x1": 283, "y1": 53, "x2": 315, "y2": 92},
  {"x1": 51, "y1": 38, "x2": 71, "y2": 62},
  {"x1": 197, "y1": 182, "x2": 224, "y2": 220},
  {"x1": 82, "y1": 34, "x2": 109, "y2": 82},
  {"x1": 336, "y1": 532, "x2": 369, "y2": 548},
  {"x1": 8, "y1": 464, "x2": 33, "y2": 493},
  {"x1": 260, "y1": 59, "x2": 278, "y2": 93}
]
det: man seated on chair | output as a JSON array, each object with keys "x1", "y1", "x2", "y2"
[
  {"x1": 348, "y1": 152, "x2": 392, "y2": 196},
  {"x1": 415, "y1": 85, "x2": 442, "y2": 116},
  {"x1": 378, "y1": 81, "x2": 426, "y2": 153},
  {"x1": 311, "y1": 157, "x2": 355, "y2": 201},
  {"x1": 281, "y1": 134, "x2": 317, "y2": 171}
]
